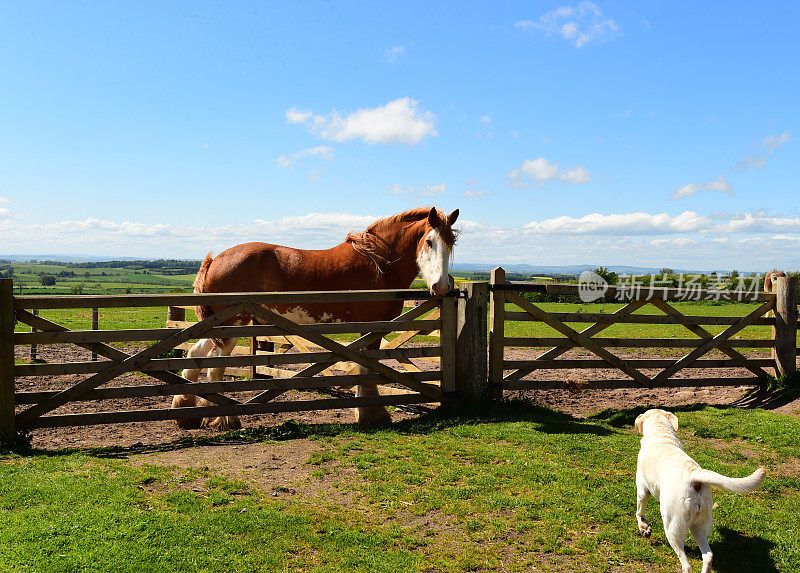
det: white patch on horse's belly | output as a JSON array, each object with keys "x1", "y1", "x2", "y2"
[{"x1": 276, "y1": 306, "x2": 342, "y2": 324}]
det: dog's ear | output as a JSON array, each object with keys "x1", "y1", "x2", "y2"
[
  {"x1": 667, "y1": 412, "x2": 679, "y2": 431},
  {"x1": 634, "y1": 413, "x2": 645, "y2": 434}
]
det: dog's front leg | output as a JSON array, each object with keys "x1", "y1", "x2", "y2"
[{"x1": 635, "y1": 482, "x2": 652, "y2": 537}]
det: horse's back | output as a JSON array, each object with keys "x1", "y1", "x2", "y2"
[{"x1": 198, "y1": 241, "x2": 401, "y2": 322}]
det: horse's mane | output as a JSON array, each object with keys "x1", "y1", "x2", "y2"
[{"x1": 345, "y1": 207, "x2": 458, "y2": 274}]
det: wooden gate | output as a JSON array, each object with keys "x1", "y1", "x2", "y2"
[
  {"x1": 1, "y1": 283, "x2": 456, "y2": 436},
  {"x1": 488, "y1": 268, "x2": 798, "y2": 392}
]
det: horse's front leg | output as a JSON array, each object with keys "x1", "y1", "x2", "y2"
[
  {"x1": 354, "y1": 341, "x2": 392, "y2": 426},
  {"x1": 201, "y1": 337, "x2": 242, "y2": 431},
  {"x1": 172, "y1": 338, "x2": 216, "y2": 429}
]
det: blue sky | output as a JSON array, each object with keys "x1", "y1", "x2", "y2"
[{"x1": 0, "y1": 1, "x2": 797, "y2": 270}]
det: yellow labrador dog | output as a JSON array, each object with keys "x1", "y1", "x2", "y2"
[{"x1": 634, "y1": 409, "x2": 766, "y2": 573}]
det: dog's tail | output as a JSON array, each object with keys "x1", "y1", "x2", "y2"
[{"x1": 690, "y1": 466, "x2": 766, "y2": 493}]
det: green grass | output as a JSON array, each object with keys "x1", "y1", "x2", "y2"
[
  {"x1": 504, "y1": 300, "x2": 776, "y2": 341},
  {"x1": 13, "y1": 307, "x2": 199, "y2": 333},
  {"x1": 2, "y1": 405, "x2": 798, "y2": 571}
]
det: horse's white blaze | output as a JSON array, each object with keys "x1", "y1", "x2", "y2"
[{"x1": 416, "y1": 229, "x2": 451, "y2": 295}]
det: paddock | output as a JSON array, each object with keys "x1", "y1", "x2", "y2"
[{"x1": 1, "y1": 272, "x2": 798, "y2": 446}]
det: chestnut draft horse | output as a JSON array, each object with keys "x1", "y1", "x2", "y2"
[{"x1": 173, "y1": 206, "x2": 460, "y2": 430}]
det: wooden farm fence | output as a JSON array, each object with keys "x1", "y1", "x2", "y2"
[
  {"x1": 2, "y1": 271, "x2": 798, "y2": 443},
  {"x1": 164, "y1": 300, "x2": 442, "y2": 380},
  {"x1": 0, "y1": 280, "x2": 473, "y2": 440},
  {"x1": 488, "y1": 268, "x2": 798, "y2": 393}
]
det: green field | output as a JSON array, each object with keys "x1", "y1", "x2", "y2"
[
  {"x1": 1, "y1": 260, "x2": 197, "y2": 295},
  {"x1": 13, "y1": 300, "x2": 790, "y2": 347},
  {"x1": 1, "y1": 405, "x2": 798, "y2": 571}
]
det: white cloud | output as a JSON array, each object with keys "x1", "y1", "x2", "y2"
[
  {"x1": 508, "y1": 158, "x2": 591, "y2": 187},
  {"x1": 516, "y1": 1, "x2": 621, "y2": 48},
  {"x1": 0, "y1": 198, "x2": 11, "y2": 204},
  {"x1": 764, "y1": 131, "x2": 791, "y2": 152},
  {"x1": 716, "y1": 213, "x2": 800, "y2": 234},
  {"x1": 390, "y1": 183, "x2": 447, "y2": 197},
  {"x1": 277, "y1": 145, "x2": 334, "y2": 170},
  {"x1": 384, "y1": 45, "x2": 405, "y2": 62},
  {"x1": 671, "y1": 176, "x2": 733, "y2": 200},
  {"x1": 523, "y1": 211, "x2": 712, "y2": 235},
  {"x1": 3, "y1": 209, "x2": 800, "y2": 268},
  {"x1": 285, "y1": 97, "x2": 436, "y2": 145},
  {"x1": 464, "y1": 189, "x2": 486, "y2": 198},
  {"x1": 286, "y1": 108, "x2": 314, "y2": 124},
  {"x1": 479, "y1": 115, "x2": 492, "y2": 124},
  {"x1": 0, "y1": 207, "x2": 10, "y2": 218},
  {"x1": 734, "y1": 131, "x2": 791, "y2": 171}
]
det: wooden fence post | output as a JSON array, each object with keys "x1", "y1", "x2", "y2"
[
  {"x1": 167, "y1": 305, "x2": 186, "y2": 323},
  {"x1": 440, "y1": 281, "x2": 458, "y2": 394},
  {"x1": 0, "y1": 279, "x2": 16, "y2": 443},
  {"x1": 488, "y1": 267, "x2": 506, "y2": 401},
  {"x1": 773, "y1": 276, "x2": 798, "y2": 378},
  {"x1": 456, "y1": 281, "x2": 490, "y2": 404},
  {"x1": 167, "y1": 305, "x2": 186, "y2": 357}
]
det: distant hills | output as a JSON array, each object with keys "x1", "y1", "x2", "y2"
[
  {"x1": 0, "y1": 254, "x2": 141, "y2": 263},
  {"x1": 452, "y1": 263, "x2": 739, "y2": 276}
]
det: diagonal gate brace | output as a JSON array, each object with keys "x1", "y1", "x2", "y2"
[
  {"x1": 245, "y1": 299, "x2": 443, "y2": 404},
  {"x1": 504, "y1": 298, "x2": 649, "y2": 383},
  {"x1": 14, "y1": 310, "x2": 238, "y2": 407},
  {"x1": 16, "y1": 303, "x2": 246, "y2": 425},
  {"x1": 649, "y1": 298, "x2": 771, "y2": 380},
  {"x1": 650, "y1": 299, "x2": 775, "y2": 386},
  {"x1": 505, "y1": 292, "x2": 653, "y2": 388}
]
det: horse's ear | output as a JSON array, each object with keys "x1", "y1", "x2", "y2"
[
  {"x1": 427, "y1": 207, "x2": 440, "y2": 228},
  {"x1": 447, "y1": 209, "x2": 459, "y2": 226}
]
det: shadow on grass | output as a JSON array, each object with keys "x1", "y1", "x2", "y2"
[
  {"x1": 587, "y1": 403, "x2": 713, "y2": 428},
  {"x1": 708, "y1": 527, "x2": 778, "y2": 573},
  {"x1": 723, "y1": 371, "x2": 800, "y2": 411},
  {"x1": 7, "y1": 399, "x2": 614, "y2": 459}
]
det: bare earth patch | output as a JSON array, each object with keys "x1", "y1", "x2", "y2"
[{"x1": 14, "y1": 343, "x2": 800, "y2": 451}]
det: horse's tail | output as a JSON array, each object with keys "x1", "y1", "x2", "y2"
[{"x1": 193, "y1": 253, "x2": 227, "y2": 347}]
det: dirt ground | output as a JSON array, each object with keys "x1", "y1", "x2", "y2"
[{"x1": 13, "y1": 343, "x2": 800, "y2": 451}]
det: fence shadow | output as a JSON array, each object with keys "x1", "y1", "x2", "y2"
[
  {"x1": 394, "y1": 399, "x2": 615, "y2": 437},
  {"x1": 13, "y1": 398, "x2": 615, "y2": 458},
  {"x1": 730, "y1": 385, "x2": 800, "y2": 411},
  {"x1": 587, "y1": 403, "x2": 712, "y2": 428}
]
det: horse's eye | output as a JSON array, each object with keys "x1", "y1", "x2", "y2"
[{"x1": 426, "y1": 239, "x2": 433, "y2": 247}]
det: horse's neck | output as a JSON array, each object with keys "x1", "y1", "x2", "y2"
[{"x1": 374, "y1": 221, "x2": 426, "y2": 287}]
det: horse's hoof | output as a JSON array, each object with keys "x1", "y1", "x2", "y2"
[
  {"x1": 356, "y1": 407, "x2": 393, "y2": 427},
  {"x1": 208, "y1": 416, "x2": 242, "y2": 431}
]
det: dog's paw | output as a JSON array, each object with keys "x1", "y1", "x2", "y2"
[{"x1": 637, "y1": 520, "x2": 652, "y2": 538}]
